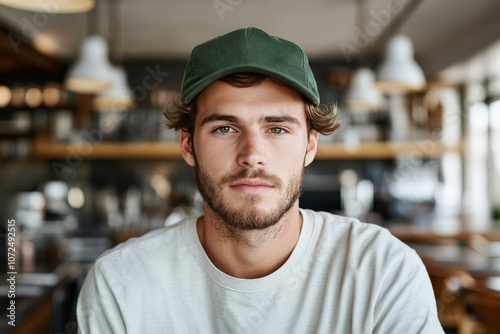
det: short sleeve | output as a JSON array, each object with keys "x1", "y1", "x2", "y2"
[
  {"x1": 373, "y1": 247, "x2": 444, "y2": 334},
  {"x1": 77, "y1": 260, "x2": 127, "y2": 334}
]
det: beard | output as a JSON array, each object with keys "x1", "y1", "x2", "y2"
[{"x1": 194, "y1": 157, "x2": 305, "y2": 232}]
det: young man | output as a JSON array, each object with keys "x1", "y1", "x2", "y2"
[{"x1": 78, "y1": 27, "x2": 443, "y2": 333}]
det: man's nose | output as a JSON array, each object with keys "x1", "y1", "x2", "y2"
[{"x1": 237, "y1": 131, "x2": 266, "y2": 168}]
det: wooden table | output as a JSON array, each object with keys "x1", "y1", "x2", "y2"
[{"x1": 408, "y1": 243, "x2": 500, "y2": 277}]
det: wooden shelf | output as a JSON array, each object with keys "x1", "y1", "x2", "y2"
[
  {"x1": 33, "y1": 137, "x2": 463, "y2": 160},
  {"x1": 315, "y1": 141, "x2": 464, "y2": 159},
  {"x1": 34, "y1": 139, "x2": 181, "y2": 160}
]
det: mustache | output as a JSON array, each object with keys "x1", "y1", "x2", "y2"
[{"x1": 220, "y1": 169, "x2": 283, "y2": 188}]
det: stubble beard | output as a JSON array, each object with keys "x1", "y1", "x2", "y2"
[{"x1": 194, "y1": 156, "x2": 305, "y2": 234}]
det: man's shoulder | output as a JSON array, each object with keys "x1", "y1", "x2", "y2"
[
  {"x1": 302, "y1": 209, "x2": 391, "y2": 235},
  {"x1": 95, "y1": 220, "x2": 190, "y2": 268},
  {"x1": 301, "y1": 209, "x2": 413, "y2": 254},
  {"x1": 302, "y1": 209, "x2": 422, "y2": 276}
]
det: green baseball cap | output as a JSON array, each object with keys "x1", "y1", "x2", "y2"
[{"x1": 181, "y1": 27, "x2": 319, "y2": 105}]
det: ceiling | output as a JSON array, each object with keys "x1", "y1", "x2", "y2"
[{"x1": 0, "y1": 0, "x2": 500, "y2": 76}]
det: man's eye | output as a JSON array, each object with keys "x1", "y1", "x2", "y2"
[
  {"x1": 216, "y1": 126, "x2": 233, "y2": 134},
  {"x1": 270, "y1": 127, "x2": 286, "y2": 134}
]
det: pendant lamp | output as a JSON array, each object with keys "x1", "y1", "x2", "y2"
[
  {"x1": 93, "y1": 0, "x2": 133, "y2": 111},
  {"x1": 346, "y1": 68, "x2": 384, "y2": 111},
  {"x1": 377, "y1": 34, "x2": 426, "y2": 93},
  {"x1": 65, "y1": 35, "x2": 113, "y2": 94},
  {"x1": 345, "y1": 0, "x2": 384, "y2": 112},
  {"x1": 93, "y1": 66, "x2": 134, "y2": 111},
  {"x1": 0, "y1": 0, "x2": 94, "y2": 13}
]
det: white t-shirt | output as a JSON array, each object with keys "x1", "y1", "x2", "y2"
[{"x1": 77, "y1": 209, "x2": 444, "y2": 333}]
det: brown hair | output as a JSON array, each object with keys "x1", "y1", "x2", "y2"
[{"x1": 163, "y1": 73, "x2": 340, "y2": 136}]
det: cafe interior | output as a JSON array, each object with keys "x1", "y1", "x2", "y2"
[{"x1": 0, "y1": 0, "x2": 500, "y2": 332}]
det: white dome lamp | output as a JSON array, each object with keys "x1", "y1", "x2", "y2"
[
  {"x1": 377, "y1": 34, "x2": 426, "y2": 94},
  {"x1": 93, "y1": 66, "x2": 134, "y2": 111},
  {"x1": 346, "y1": 68, "x2": 384, "y2": 111},
  {"x1": 345, "y1": 0, "x2": 384, "y2": 112},
  {"x1": 0, "y1": 0, "x2": 94, "y2": 13},
  {"x1": 65, "y1": 35, "x2": 113, "y2": 94},
  {"x1": 93, "y1": 0, "x2": 134, "y2": 111}
]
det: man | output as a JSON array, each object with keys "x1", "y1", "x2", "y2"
[{"x1": 78, "y1": 27, "x2": 443, "y2": 333}]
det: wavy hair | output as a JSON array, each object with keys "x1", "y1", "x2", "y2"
[{"x1": 163, "y1": 73, "x2": 340, "y2": 136}]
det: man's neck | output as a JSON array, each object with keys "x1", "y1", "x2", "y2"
[{"x1": 196, "y1": 204, "x2": 303, "y2": 279}]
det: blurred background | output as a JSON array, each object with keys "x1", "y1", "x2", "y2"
[{"x1": 0, "y1": 0, "x2": 499, "y2": 333}]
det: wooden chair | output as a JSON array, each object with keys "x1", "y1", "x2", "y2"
[
  {"x1": 424, "y1": 260, "x2": 487, "y2": 334},
  {"x1": 464, "y1": 282, "x2": 500, "y2": 334}
]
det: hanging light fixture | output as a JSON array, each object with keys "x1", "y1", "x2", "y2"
[
  {"x1": 0, "y1": 0, "x2": 94, "y2": 13},
  {"x1": 377, "y1": 34, "x2": 426, "y2": 94},
  {"x1": 346, "y1": 68, "x2": 384, "y2": 111},
  {"x1": 93, "y1": 0, "x2": 133, "y2": 111},
  {"x1": 94, "y1": 66, "x2": 133, "y2": 111},
  {"x1": 345, "y1": 0, "x2": 384, "y2": 111},
  {"x1": 65, "y1": 35, "x2": 113, "y2": 94}
]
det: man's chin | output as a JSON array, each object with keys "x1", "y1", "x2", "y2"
[{"x1": 217, "y1": 206, "x2": 285, "y2": 231}]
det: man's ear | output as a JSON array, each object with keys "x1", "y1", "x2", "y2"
[
  {"x1": 180, "y1": 130, "x2": 195, "y2": 166},
  {"x1": 304, "y1": 130, "x2": 318, "y2": 167}
]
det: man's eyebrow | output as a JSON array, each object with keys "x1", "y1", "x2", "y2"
[
  {"x1": 200, "y1": 114, "x2": 241, "y2": 126},
  {"x1": 263, "y1": 115, "x2": 301, "y2": 126},
  {"x1": 199, "y1": 114, "x2": 302, "y2": 127}
]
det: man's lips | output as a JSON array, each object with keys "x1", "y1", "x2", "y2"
[
  {"x1": 229, "y1": 179, "x2": 275, "y2": 193},
  {"x1": 230, "y1": 179, "x2": 274, "y2": 187}
]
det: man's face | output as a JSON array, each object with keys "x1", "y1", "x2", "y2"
[{"x1": 180, "y1": 78, "x2": 318, "y2": 231}]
